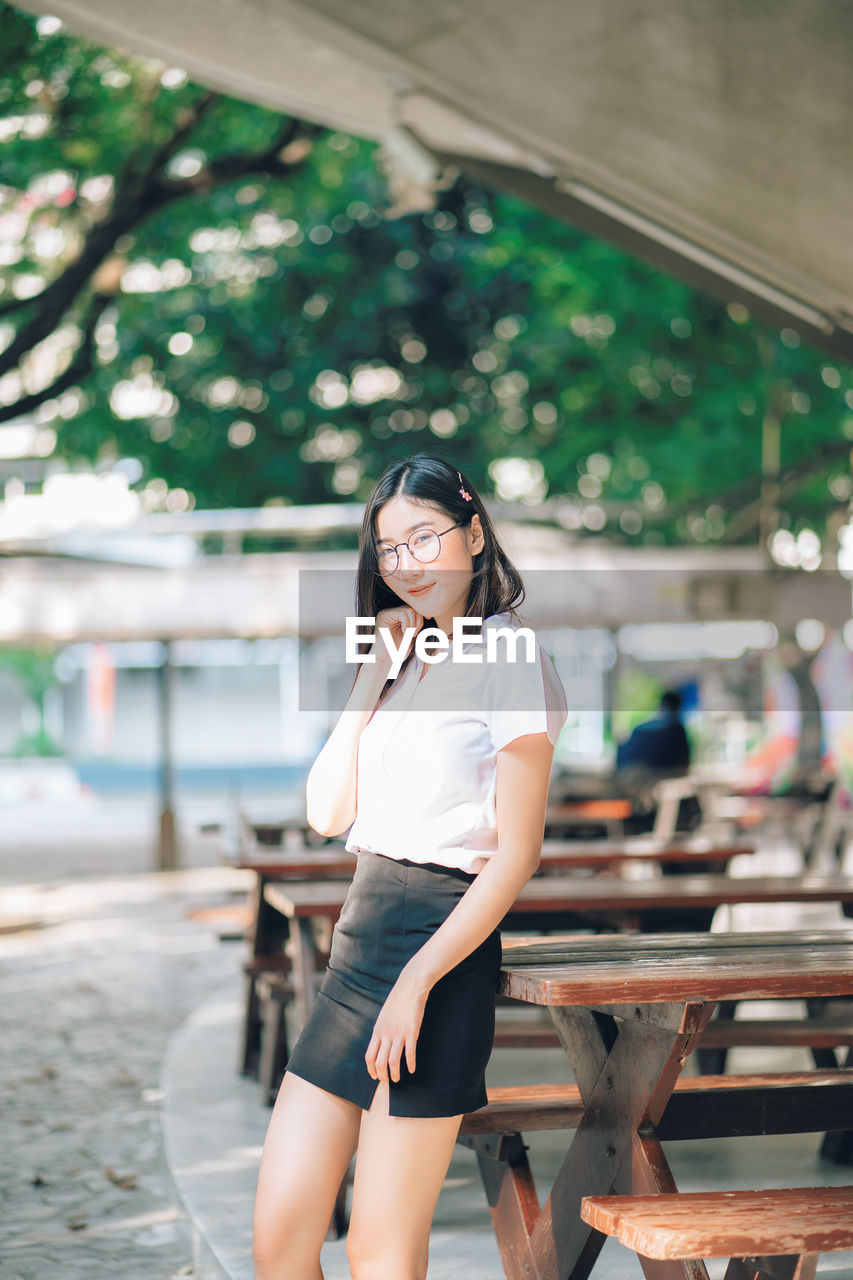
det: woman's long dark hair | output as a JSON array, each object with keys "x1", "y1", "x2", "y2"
[{"x1": 353, "y1": 453, "x2": 526, "y2": 688}]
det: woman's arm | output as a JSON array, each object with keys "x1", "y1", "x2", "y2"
[
  {"x1": 305, "y1": 660, "x2": 390, "y2": 837},
  {"x1": 365, "y1": 730, "x2": 554, "y2": 1083},
  {"x1": 305, "y1": 603, "x2": 424, "y2": 837}
]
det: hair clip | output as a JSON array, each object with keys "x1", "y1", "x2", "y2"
[{"x1": 457, "y1": 471, "x2": 472, "y2": 502}]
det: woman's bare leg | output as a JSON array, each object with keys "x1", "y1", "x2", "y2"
[
  {"x1": 252, "y1": 1071, "x2": 361, "y2": 1280},
  {"x1": 346, "y1": 1083, "x2": 463, "y2": 1280}
]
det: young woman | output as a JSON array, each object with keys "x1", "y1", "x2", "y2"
[{"x1": 252, "y1": 453, "x2": 567, "y2": 1280}]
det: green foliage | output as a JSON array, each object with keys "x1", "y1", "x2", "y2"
[
  {"x1": 612, "y1": 668, "x2": 664, "y2": 740},
  {"x1": 0, "y1": 646, "x2": 61, "y2": 755},
  {"x1": 11, "y1": 728, "x2": 63, "y2": 757},
  {"x1": 1, "y1": 2, "x2": 851, "y2": 547},
  {"x1": 0, "y1": 645, "x2": 57, "y2": 705}
]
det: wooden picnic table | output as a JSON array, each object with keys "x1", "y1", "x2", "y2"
[
  {"x1": 234, "y1": 836, "x2": 751, "y2": 881},
  {"x1": 486, "y1": 930, "x2": 853, "y2": 1280},
  {"x1": 236, "y1": 837, "x2": 754, "y2": 967},
  {"x1": 261, "y1": 873, "x2": 853, "y2": 1031}
]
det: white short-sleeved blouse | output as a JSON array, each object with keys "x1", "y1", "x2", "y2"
[{"x1": 344, "y1": 611, "x2": 569, "y2": 873}]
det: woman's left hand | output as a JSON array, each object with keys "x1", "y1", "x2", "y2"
[{"x1": 365, "y1": 968, "x2": 430, "y2": 1084}]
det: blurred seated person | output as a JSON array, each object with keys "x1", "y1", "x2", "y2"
[
  {"x1": 616, "y1": 690, "x2": 699, "y2": 834},
  {"x1": 616, "y1": 690, "x2": 690, "y2": 773}
]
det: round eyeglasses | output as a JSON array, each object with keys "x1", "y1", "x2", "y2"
[{"x1": 375, "y1": 521, "x2": 466, "y2": 575}]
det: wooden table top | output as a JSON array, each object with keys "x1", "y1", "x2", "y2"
[
  {"x1": 499, "y1": 930, "x2": 853, "y2": 1005},
  {"x1": 510, "y1": 871, "x2": 853, "y2": 912},
  {"x1": 538, "y1": 837, "x2": 752, "y2": 867},
  {"x1": 263, "y1": 872, "x2": 853, "y2": 919},
  {"x1": 234, "y1": 847, "x2": 354, "y2": 877},
  {"x1": 235, "y1": 838, "x2": 752, "y2": 878},
  {"x1": 245, "y1": 798, "x2": 634, "y2": 836}
]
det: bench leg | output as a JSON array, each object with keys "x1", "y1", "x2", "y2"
[
  {"x1": 258, "y1": 993, "x2": 290, "y2": 1108},
  {"x1": 820, "y1": 1042, "x2": 853, "y2": 1164},
  {"x1": 461, "y1": 1133, "x2": 542, "y2": 1280},
  {"x1": 724, "y1": 1254, "x2": 818, "y2": 1280},
  {"x1": 239, "y1": 971, "x2": 263, "y2": 1078}
]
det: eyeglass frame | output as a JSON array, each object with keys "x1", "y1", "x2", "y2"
[{"x1": 374, "y1": 520, "x2": 469, "y2": 575}]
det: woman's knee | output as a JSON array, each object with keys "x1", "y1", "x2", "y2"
[
  {"x1": 252, "y1": 1189, "x2": 325, "y2": 1279},
  {"x1": 251, "y1": 1202, "x2": 296, "y2": 1276},
  {"x1": 346, "y1": 1229, "x2": 427, "y2": 1280}
]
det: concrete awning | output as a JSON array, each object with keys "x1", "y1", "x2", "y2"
[
  {"x1": 1, "y1": 542, "x2": 849, "y2": 643},
  {"x1": 14, "y1": 0, "x2": 853, "y2": 358}
]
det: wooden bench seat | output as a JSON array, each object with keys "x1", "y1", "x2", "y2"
[
  {"x1": 699, "y1": 1015, "x2": 853, "y2": 1050},
  {"x1": 459, "y1": 1071, "x2": 853, "y2": 1140},
  {"x1": 580, "y1": 1186, "x2": 853, "y2": 1269}
]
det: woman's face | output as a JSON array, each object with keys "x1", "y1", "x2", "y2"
[{"x1": 374, "y1": 494, "x2": 484, "y2": 630}]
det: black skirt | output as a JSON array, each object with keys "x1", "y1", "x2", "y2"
[{"x1": 284, "y1": 851, "x2": 502, "y2": 1118}]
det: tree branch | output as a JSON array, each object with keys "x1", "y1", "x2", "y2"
[
  {"x1": 0, "y1": 294, "x2": 39, "y2": 320},
  {"x1": 0, "y1": 291, "x2": 112, "y2": 426},
  {"x1": 148, "y1": 120, "x2": 323, "y2": 204},
  {"x1": 0, "y1": 106, "x2": 322, "y2": 386},
  {"x1": 0, "y1": 90, "x2": 219, "y2": 378}
]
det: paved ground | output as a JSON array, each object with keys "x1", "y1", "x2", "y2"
[{"x1": 0, "y1": 808, "x2": 243, "y2": 1280}]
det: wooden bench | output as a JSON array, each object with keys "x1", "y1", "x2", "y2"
[
  {"x1": 580, "y1": 1186, "x2": 853, "y2": 1280},
  {"x1": 458, "y1": 1072, "x2": 853, "y2": 1141},
  {"x1": 457, "y1": 1073, "x2": 853, "y2": 1269}
]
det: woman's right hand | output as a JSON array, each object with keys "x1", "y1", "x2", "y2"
[{"x1": 371, "y1": 604, "x2": 425, "y2": 669}]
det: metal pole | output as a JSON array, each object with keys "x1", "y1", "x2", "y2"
[{"x1": 157, "y1": 640, "x2": 178, "y2": 870}]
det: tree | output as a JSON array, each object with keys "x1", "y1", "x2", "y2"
[
  {"x1": 1, "y1": 2, "x2": 851, "y2": 552},
  {"x1": 0, "y1": 645, "x2": 61, "y2": 754}
]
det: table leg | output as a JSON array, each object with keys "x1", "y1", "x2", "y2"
[
  {"x1": 528, "y1": 1000, "x2": 715, "y2": 1280},
  {"x1": 251, "y1": 874, "x2": 289, "y2": 958},
  {"x1": 469, "y1": 1132, "x2": 542, "y2": 1280}
]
